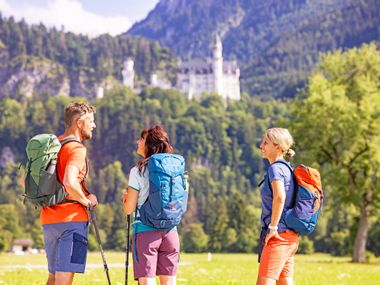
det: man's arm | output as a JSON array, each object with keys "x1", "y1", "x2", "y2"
[{"x1": 63, "y1": 165, "x2": 98, "y2": 207}]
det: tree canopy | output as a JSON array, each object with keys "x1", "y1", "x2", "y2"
[{"x1": 288, "y1": 43, "x2": 380, "y2": 262}]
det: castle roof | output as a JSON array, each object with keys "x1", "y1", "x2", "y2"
[
  {"x1": 178, "y1": 58, "x2": 239, "y2": 75},
  {"x1": 223, "y1": 61, "x2": 239, "y2": 74}
]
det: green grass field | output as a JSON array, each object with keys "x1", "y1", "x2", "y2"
[{"x1": 1, "y1": 252, "x2": 379, "y2": 285}]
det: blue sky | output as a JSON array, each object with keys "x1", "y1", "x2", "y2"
[{"x1": 0, "y1": 0, "x2": 159, "y2": 36}]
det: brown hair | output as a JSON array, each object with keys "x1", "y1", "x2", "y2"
[
  {"x1": 137, "y1": 125, "x2": 174, "y2": 175},
  {"x1": 64, "y1": 102, "x2": 96, "y2": 129}
]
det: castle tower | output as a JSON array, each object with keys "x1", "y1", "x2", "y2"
[
  {"x1": 122, "y1": 58, "x2": 135, "y2": 89},
  {"x1": 96, "y1": 86, "x2": 104, "y2": 99},
  {"x1": 212, "y1": 35, "x2": 223, "y2": 96},
  {"x1": 150, "y1": 73, "x2": 158, "y2": 86}
]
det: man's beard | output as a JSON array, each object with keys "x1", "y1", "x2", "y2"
[{"x1": 80, "y1": 128, "x2": 92, "y2": 141}]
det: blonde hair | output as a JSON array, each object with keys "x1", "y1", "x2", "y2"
[{"x1": 264, "y1": 128, "x2": 295, "y2": 159}]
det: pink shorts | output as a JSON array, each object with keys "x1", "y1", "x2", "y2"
[
  {"x1": 132, "y1": 230, "x2": 180, "y2": 280},
  {"x1": 258, "y1": 230, "x2": 299, "y2": 280}
]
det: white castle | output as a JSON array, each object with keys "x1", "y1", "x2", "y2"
[
  {"x1": 121, "y1": 36, "x2": 240, "y2": 101},
  {"x1": 177, "y1": 36, "x2": 240, "y2": 100},
  {"x1": 121, "y1": 58, "x2": 135, "y2": 89}
]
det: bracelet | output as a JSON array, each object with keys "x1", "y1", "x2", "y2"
[{"x1": 268, "y1": 225, "x2": 278, "y2": 231}]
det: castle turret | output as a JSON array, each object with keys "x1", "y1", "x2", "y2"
[
  {"x1": 96, "y1": 86, "x2": 104, "y2": 99},
  {"x1": 150, "y1": 73, "x2": 158, "y2": 86},
  {"x1": 122, "y1": 58, "x2": 135, "y2": 89},
  {"x1": 212, "y1": 35, "x2": 223, "y2": 96}
]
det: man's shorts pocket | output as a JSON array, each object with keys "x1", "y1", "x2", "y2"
[{"x1": 71, "y1": 232, "x2": 88, "y2": 264}]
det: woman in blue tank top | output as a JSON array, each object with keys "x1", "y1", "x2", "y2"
[{"x1": 256, "y1": 128, "x2": 299, "y2": 285}]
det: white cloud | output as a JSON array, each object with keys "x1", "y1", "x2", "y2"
[{"x1": 0, "y1": 0, "x2": 131, "y2": 37}]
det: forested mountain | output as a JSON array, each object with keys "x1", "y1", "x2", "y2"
[
  {"x1": 0, "y1": 15, "x2": 177, "y2": 99},
  {"x1": 127, "y1": 0, "x2": 380, "y2": 97}
]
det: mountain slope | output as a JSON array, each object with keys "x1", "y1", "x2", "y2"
[
  {"x1": 127, "y1": 0, "x2": 380, "y2": 97},
  {"x1": 0, "y1": 15, "x2": 178, "y2": 99}
]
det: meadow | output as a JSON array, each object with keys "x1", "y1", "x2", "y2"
[{"x1": 1, "y1": 252, "x2": 380, "y2": 285}]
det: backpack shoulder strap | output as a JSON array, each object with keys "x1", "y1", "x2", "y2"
[
  {"x1": 58, "y1": 137, "x2": 90, "y2": 194},
  {"x1": 60, "y1": 137, "x2": 82, "y2": 146},
  {"x1": 258, "y1": 160, "x2": 298, "y2": 227},
  {"x1": 271, "y1": 160, "x2": 293, "y2": 173},
  {"x1": 266, "y1": 160, "x2": 298, "y2": 207},
  {"x1": 272, "y1": 161, "x2": 298, "y2": 207}
]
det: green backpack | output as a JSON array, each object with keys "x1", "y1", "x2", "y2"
[{"x1": 24, "y1": 134, "x2": 82, "y2": 207}]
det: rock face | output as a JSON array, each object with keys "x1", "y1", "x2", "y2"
[
  {"x1": 128, "y1": 0, "x2": 380, "y2": 97},
  {"x1": 0, "y1": 57, "x2": 98, "y2": 98},
  {"x1": 0, "y1": 51, "x2": 99, "y2": 99}
]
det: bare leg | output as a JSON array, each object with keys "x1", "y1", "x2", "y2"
[
  {"x1": 159, "y1": 275, "x2": 176, "y2": 285},
  {"x1": 46, "y1": 273, "x2": 55, "y2": 285},
  {"x1": 256, "y1": 276, "x2": 277, "y2": 285},
  {"x1": 54, "y1": 272, "x2": 75, "y2": 285},
  {"x1": 277, "y1": 277, "x2": 293, "y2": 285},
  {"x1": 138, "y1": 277, "x2": 157, "y2": 285}
]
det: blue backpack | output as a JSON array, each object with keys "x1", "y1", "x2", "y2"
[
  {"x1": 262, "y1": 161, "x2": 323, "y2": 235},
  {"x1": 138, "y1": 153, "x2": 188, "y2": 228}
]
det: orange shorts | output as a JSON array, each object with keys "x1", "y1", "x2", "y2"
[{"x1": 258, "y1": 230, "x2": 299, "y2": 280}]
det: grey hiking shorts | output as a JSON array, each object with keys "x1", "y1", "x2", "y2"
[{"x1": 43, "y1": 222, "x2": 89, "y2": 274}]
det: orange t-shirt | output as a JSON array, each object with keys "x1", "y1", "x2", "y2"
[{"x1": 40, "y1": 136, "x2": 89, "y2": 225}]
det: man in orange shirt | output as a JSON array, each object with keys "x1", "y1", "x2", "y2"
[{"x1": 41, "y1": 102, "x2": 98, "y2": 285}]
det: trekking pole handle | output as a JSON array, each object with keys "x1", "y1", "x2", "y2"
[{"x1": 87, "y1": 200, "x2": 94, "y2": 212}]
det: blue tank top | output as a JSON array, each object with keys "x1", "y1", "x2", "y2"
[{"x1": 260, "y1": 159, "x2": 295, "y2": 232}]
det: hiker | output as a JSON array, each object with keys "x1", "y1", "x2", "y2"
[
  {"x1": 41, "y1": 102, "x2": 98, "y2": 285},
  {"x1": 123, "y1": 125, "x2": 181, "y2": 285},
  {"x1": 256, "y1": 128, "x2": 299, "y2": 285}
]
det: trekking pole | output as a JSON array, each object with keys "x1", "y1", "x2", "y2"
[
  {"x1": 89, "y1": 205, "x2": 112, "y2": 285},
  {"x1": 125, "y1": 215, "x2": 131, "y2": 285}
]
